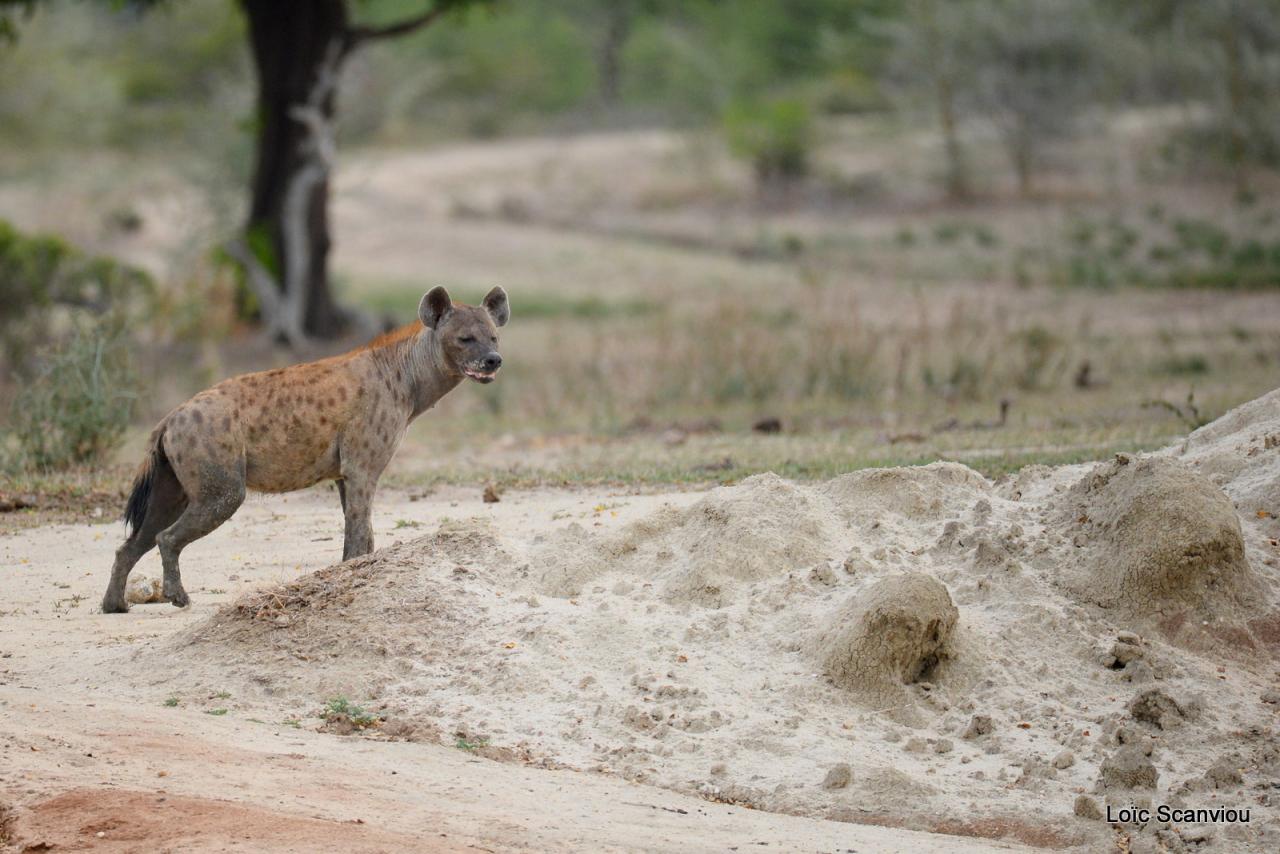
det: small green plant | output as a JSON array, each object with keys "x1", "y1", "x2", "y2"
[
  {"x1": 205, "y1": 708, "x2": 228, "y2": 716},
  {"x1": 282, "y1": 717, "x2": 302, "y2": 729},
  {"x1": 213, "y1": 690, "x2": 231, "y2": 700},
  {"x1": 454, "y1": 736, "x2": 489, "y2": 752},
  {"x1": 1156, "y1": 353, "x2": 1211, "y2": 376},
  {"x1": 972, "y1": 225, "x2": 1000, "y2": 248},
  {"x1": 393, "y1": 519, "x2": 421, "y2": 529},
  {"x1": 162, "y1": 697, "x2": 179, "y2": 708},
  {"x1": 321, "y1": 697, "x2": 380, "y2": 729},
  {"x1": 933, "y1": 221, "x2": 962, "y2": 244}
]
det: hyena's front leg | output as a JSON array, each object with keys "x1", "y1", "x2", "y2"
[{"x1": 339, "y1": 475, "x2": 376, "y2": 560}]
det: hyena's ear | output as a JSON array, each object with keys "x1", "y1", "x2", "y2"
[
  {"x1": 418, "y1": 286, "x2": 453, "y2": 329},
  {"x1": 482, "y1": 286, "x2": 509, "y2": 327}
]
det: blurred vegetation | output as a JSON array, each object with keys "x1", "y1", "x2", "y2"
[
  {"x1": 0, "y1": 218, "x2": 154, "y2": 372},
  {"x1": 7, "y1": 319, "x2": 139, "y2": 470},
  {"x1": 1, "y1": 0, "x2": 1279, "y2": 487},
  {"x1": 0, "y1": 219, "x2": 155, "y2": 470},
  {"x1": 3, "y1": 0, "x2": 1280, "y2": 191}
]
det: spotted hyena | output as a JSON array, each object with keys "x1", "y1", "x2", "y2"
[{"x1": 101, "y1": 286, "x2": 508, "y2": 613}]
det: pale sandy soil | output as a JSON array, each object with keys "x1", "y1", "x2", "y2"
[
  {"x1": 5, "y1": 390, "x2": 1280, "y2": 853},
  {"x1": 0, "y1": 485, "x2": 1028, "y2": 853}
]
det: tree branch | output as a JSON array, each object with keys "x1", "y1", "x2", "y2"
[{"x1": 346, "y1": 5, "x2": 446, "y2": 46}]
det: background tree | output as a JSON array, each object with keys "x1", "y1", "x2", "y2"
[
  {"x1": 965, "y1": 0, "x2": 1107, "y2": 197},
  {"x1": 1136, "y1": 0, "x2": 1280, "y2": 195},
  {"x1": 1, "y1": 0, "x2": 488, "y2": 346},
  {"x1": 880, "y1": 0, "x2": 978, "y2": 200},
  {"x1": 234, "y1": 0, "x2": 484, "y2": 345}
]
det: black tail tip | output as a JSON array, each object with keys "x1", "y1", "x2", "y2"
[{"x1": 123, "y1": 454, "x2": 158, "y2": 535}]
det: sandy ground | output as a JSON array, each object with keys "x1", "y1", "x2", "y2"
[
  {"x1": 0, "y1": 485, "x2": 1034, "y2": 853},
  {"x1": 5, "y1": 394, "x2": 1280, "y2": 852}
]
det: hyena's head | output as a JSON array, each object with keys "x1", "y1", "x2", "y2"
[{"x1": 418, "y1": 285, "x2": 509, "y2": 383}]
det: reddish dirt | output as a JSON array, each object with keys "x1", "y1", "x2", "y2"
[{"x1": 9, "y1": 788, "x2": 469, "y2": 853}]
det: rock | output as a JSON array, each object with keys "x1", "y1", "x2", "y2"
[
  {"x1": 822, "y1": 763, "x2": 852, "y2": 790},
  {"x1": 125, "y1": 575, "x2": 164, "y2": 605},
  {"x1": 482, "y1": 484, "x2": 501, "y2": 503},
  {"x1": 1203, "y1": 757, "x2": 1244, "y2": 789},
  {"x1": 1262, "y1": 690, "x2": 1280, "y2": 705},
  {"x1": 842, "y1": 552, "x2": 870, "y2": 575},
  {"x1": 808, "y1": 564, "x2": 837, "y2": 587},
  {"x1": 1129, "y1": 688, "x2": 1190, "y2": 730},
  {"x1": 1074, "y1": 794, "x2": 1103, "y2": 820},
  {"x1": 1110, "y1": 640, "x2": 1144, "y2": 666},
  {"x1": 903, "y1": 737, "x2": 929, "y2": 753},
  {"x1": 1122, "y1": 660, "x2": 1154, "y2": 684},
  {"x1": 962, "y1": 714, "x2": 994, "y2": 740},
  {"x1": 933, "y1": 738, "x2": 954, "y2": 755},
  {"x1": 1053, "y1": 750, "x2": 1075, "y2": 770},
  {"x1": 1100, "y1": 745, "x2": 1159, "y2": 790}
]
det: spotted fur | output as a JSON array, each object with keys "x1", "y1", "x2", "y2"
[{"x1": 101, "y1": 286, "x2": 508, "y2": 613}]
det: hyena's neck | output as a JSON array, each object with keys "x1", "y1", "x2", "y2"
[{"x1": 372, "y1": 327, "x2": 463, "y2": 420}]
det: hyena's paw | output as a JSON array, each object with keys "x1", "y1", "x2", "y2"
[
  {"x1": 164, "y1": 584, "x2": 190, "y2": 609},
  {"x1": 101, "y1": 595, "x2": 130, "y2": 614}
]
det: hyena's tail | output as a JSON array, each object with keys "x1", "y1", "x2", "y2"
[{"x1": 123, "y1": 425, "x2": 171, "y2": 535}]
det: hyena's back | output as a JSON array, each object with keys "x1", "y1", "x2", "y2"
[{"x1": 161, "y1": 358, "x2": 370, "y2": 495}]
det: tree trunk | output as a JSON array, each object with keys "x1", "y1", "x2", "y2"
[
  {"x1": 1222, "y1": 21, "x2": 1249, "y2": 198},
  {"x1": 920, "y1": 0, "x2": 969, "y2": 202},
  {"x1": 937, "y1": 80, "x2": 969, "y2": 201},
  {"x1": 596, "y1": 2, "x2": 632, "y2": 106},
  {"x1": 241, "y1": 0, "x2": 352, "y2": 342}
]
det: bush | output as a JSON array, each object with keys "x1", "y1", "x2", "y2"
[
  {"x1": 721, "y1": 97, "x2": 814, "y2": 188},
  {"x1": 9, "y1": 319, "x2": 138, "y2": 470},
  {"x1": 0, "y1": 218, "x2": 154, "y2": 373}
]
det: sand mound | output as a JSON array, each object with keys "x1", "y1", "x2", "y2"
[
  {"x1": 532, "y1": 472, "x2": 838, "y2": 606},
  {"x1": 1055, "y1": 455, "x2": 1259, "y2": 630},
  {"x1": 160, "y1": 523, "x2": 503, "y2": 700},
  {"x1": 819, "y1": 461, "x2": 989, "y2": 522},
  {"x1": 813, "y1": 573, "x2": 958, "y2": 719},
  {"x1": 133, "y1": 389, "x2": 1280, "y2": 851}
]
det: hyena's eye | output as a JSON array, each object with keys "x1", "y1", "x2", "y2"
[{"x1": 459, "y1": 335, "x2": 476, "y2": 344}]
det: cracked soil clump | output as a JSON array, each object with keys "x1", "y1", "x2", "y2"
[
  {"x1": 1057, "y1": 455, "x2": 1258, "y2": 632},
  {"x1": 813, "y1": 573, "x2": 958, "y2": 719}
]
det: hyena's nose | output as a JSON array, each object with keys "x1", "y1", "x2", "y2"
[{"x1": 483, "y1": 353, "x2": 502, "y2": 372}]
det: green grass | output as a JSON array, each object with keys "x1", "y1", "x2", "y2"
[
  {"x1": 321, "y1": 697, "x2": 380, "y2": 729},
  {"x1": 383, "y1": 416, "x2": 1185, "y2": 491}
]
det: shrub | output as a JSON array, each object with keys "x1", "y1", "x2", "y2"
[
  {"x1": 0, "y1": 218, "x2": 154, "y2": 373},
  {"x1": 721, "y1": 97, "x2": 814, "y2": 188},
  {"x1": 9, "y1": 318, "x2": 138, "y2": 470}
]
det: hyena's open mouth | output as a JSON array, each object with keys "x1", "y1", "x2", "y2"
[{"x1": 463, "y1": 366, "x2": 498, "y2": 383}]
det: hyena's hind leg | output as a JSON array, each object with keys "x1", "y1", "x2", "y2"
[
  {"x1": 155, "y1": 461, "x2": 246, "y2": 608},
  {"x1": 102, "y1": 448, "x2": 188, "y2": 613}
]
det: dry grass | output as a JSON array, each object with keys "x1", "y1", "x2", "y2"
[{"x1": 2, "y1": 116, "x2": 1279, "y2": 494}]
